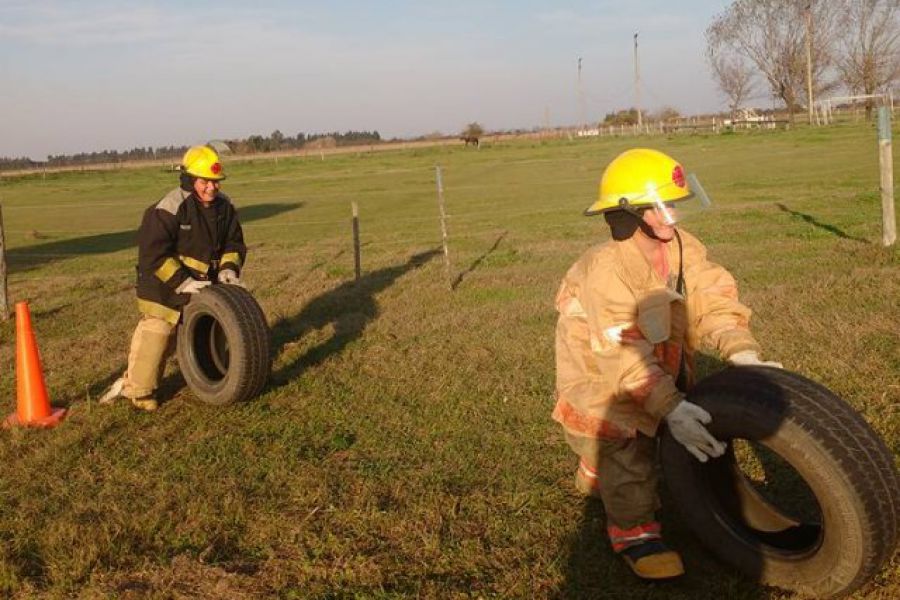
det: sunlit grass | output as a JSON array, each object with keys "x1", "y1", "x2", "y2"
[{"x1": 0, "y1": 123, "x2": 897, "y2": 598}]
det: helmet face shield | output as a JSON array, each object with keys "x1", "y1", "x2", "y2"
[{"x1": 624, "y1": 172, "x2": 712, "y2": 225}]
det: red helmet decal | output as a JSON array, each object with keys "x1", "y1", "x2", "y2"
[
  {"x1": 211, "y1": 162, "x2": 222, "y2": 174},
  {"x1": 672, "y1": 165, "x2": 685, "y2": 188}
]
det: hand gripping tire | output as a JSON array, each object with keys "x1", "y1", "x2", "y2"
[
  {"x1": 176, "y1": 284, "x2": 271, "y2": 405},
  {"x1": 660, "y1": 367, "x2": 899, "y2": 598}
]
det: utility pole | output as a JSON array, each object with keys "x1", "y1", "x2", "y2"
[
  {"x1": 805, "y1": 3, "x2": 815, "y2": 125},
  {"x1": 577, "y1": 57, "x2": 587, "y2": 131},
  {"x1": 634, "y1": 33, "x2": 643, "y2": 128}
]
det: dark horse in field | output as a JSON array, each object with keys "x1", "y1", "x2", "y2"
[{"x1": 461, "y1": 135, "x2": 480, "y2": 147}]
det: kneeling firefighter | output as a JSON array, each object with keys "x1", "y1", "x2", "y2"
[
  {"x1": 101, "y1": 145, "x2": 247, "y2": 411},
  {"x1": 553, "y1": 148, "x2": 781, "y2": 579}
]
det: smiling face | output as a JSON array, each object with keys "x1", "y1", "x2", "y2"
[{"x1": 192, "y1": 177, "x2": 220, "y2": 204}]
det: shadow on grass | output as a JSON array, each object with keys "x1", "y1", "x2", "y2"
[
  {"x1": 268, "y1": 249, "x2": 441, "y2": 387},
  {"x1": 552, "y1": 498, "x2": 618, "y2": 599},
  {"x1": 6, "y1": 202, "x2": 304, "y2": 272},
  {"x1": 775, "y1": 202, "x2": 868, "y2": 243},
  {"x1": 451, "y1": 231, "x2": 507, "y2": 290}
]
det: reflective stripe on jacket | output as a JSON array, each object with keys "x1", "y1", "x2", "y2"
[
  {"x1": 135, "y1": 187, "x2": 246, "y2": 324},
  {"x1": 553, "y1": 229, "x2": 760, "y2": 439}
]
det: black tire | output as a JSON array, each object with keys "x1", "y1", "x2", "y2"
[
  {"x1": 176, "y1": 284, "x2": 271, "y2": 405},
  {"x1": 660, "y1": 367, "x2": 899, "y2": 598}
]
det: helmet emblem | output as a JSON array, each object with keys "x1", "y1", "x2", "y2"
[
  {"x1": 211, "y1": 162, "x2": 222, "y2": 174},
  {"x1": 672, "y1": 165, "x2": 685, "y2": 188}
]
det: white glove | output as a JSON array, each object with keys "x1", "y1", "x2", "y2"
[
  {"x1": 217, "y1": 268, "x2": 244, "y2": 287},
  {"x1": 176, "y1": 277, "x2": 212, "y2": 294},
  {"x1": 665, "y1": 400, "x2": 727, "y2": 463},
  {"x1": 729, "y1": 350, "x2": 783, "y2": 369}
]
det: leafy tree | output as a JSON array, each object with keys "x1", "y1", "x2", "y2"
[
  {"x1": 462, "y1": 122, "x2": 484, "y2": 138},
  {"x1": 270, "y1": 130, "x2": 285, "y2": 150},
  {"x1": 602, "y1": 108, "x2": 639, "y2": 125},
  {"x1": 248, "y1": 135, "x2": 268, "y2": 152}
]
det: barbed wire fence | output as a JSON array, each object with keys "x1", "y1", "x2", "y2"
[{"x1": 0, "y1": 136, "x2": 892, "y2": 304}]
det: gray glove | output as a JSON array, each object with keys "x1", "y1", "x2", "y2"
[
  {"x1": 729, "y1": 350, "x2": 783, "y2": 369},
  {"x1": 665, "y1": 400, "x2": 727, "y2": 463},
  {"x1": 176, "y1": 277, "x2": 212, "y2": 294},
  {"x1": 217, "y1": 268, "x2": 244, "y2": 287}
]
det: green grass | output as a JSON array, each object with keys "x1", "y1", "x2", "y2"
[{"x1": 0, "y1": 123, "x2": 898, "y2": 598}]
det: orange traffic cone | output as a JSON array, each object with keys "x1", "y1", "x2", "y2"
[{"x1": 4, "y1": 301, "x2": 66, "y2": 428}]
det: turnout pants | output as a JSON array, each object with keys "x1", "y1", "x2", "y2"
[
  {"x1": 122, "y1": 316, "x2": 176, "y2": 399},
  {"x1": 565, "y1": 431, "x2": 663, "y2": 551}
]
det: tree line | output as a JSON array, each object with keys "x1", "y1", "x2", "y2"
[
  {"x1": 602, "y1": 107, "x2": 682, "y2": 126},
  {"x1": 707, "y1": 0, "x2": 900, "y2": 120},
  {"x1": 0, "y1": 130, "x2": 383, "y2": 171},
  {"x1": 232, "y1": 129, "x2": 381, "y2": 154}
]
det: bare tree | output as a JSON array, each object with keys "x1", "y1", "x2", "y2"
[
  {"x1": 835, "y1": 0, "x2": 900, "y2": 118},
  {"x1": 708, "y1": 51, "x2": 757, "y2": 118},
  {"x1": 707, "y1": 1, "x2": 840, "y2": 121}
]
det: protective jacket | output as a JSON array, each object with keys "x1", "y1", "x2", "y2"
[
  {"x1": 553, "y1": 229, "x2": 760, "y2": 439},
  {"x1": 135, "y1": 187, "x2": 246, "y2": 324}
]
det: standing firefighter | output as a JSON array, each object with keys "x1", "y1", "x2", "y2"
[
  {"x1": 553, "y1": 148, "x2": 780, "y2": 579},
  {"x1": 101, "y1": 145, "x2": 246, "y2": 411}
]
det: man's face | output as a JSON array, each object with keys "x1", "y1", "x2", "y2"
[
  {"x1": 641, "y1": 205, "x2": 677, "y2": 242},
  {"x1": 193, "y1": 177, "x2": 220, "y2": 204}
]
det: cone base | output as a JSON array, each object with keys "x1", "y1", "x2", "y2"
[{"x1": 3, "y1": 407, "x2": 67, "y2": 429}]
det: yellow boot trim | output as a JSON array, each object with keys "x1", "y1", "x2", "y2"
[
  {"x1": 131, "y1": 397, "x2": 159, "y2": 412},
  {"x1": 623, "y1": 550, "x2": 684, "y2": 580}
]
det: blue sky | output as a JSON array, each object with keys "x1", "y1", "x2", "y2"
[{"x1": 0, "y1": 1, "x2": 734, "y2": 160}]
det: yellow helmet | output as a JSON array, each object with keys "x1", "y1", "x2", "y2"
[
  {"x1": 181, "y1": 145, "x2": 226, "y2": 180},
  {"x1": 584, "y1": 148, "x2": 692, "y2": 216}
]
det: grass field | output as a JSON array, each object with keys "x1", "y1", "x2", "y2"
[{"x1": 0, "y1": 124, "x2": 898, "y2": 599}]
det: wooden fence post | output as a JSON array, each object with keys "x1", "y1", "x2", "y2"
[
  {"x1": 434, "y1": 165, "x2": 452, "y2": 288},
  {"x1": 878, "y1": 106, "x2": 897, "y2": 246},
  {"x1": 0, "y1": 204, "x2": 8, "y2": 320},
  {"x1": 351, "y1": 201, "x2": 361, "y2": 281}
]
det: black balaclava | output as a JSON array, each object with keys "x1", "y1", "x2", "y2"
[
  {"x1": 180, "y1": 172, "x2": 195, "y2": 193},
  {"x1": 603, "y1": 208, "x2": 662, "y2": 241}
]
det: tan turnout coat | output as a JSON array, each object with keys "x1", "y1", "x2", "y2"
[{"x1": 553, "y1": 229, "x2": 760, "y2": 439}]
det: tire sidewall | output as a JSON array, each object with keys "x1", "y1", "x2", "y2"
[
  {"x1": 661, "y1": 371, "x2": 870, "y2": 596},
  {"x1": 177, "y1": 287, "x2": 251, "y2": 405}
]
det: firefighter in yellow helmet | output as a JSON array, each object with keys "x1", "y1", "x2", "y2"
[
  {"x1": 554, "y1": 148, "x2": 781, "y2": 579},
  {"x1": 100, "y1": 145, "x2": 247, "y2": 411}
]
